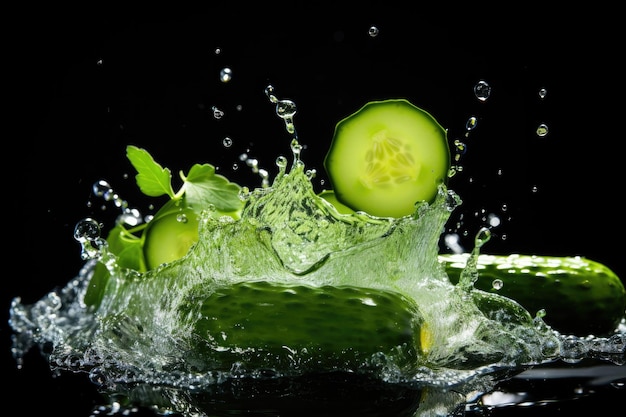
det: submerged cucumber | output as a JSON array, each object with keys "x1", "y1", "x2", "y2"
[
  {"x1": 179, "y1": 281, "x2": 426, "y2": 375},
  {"x1": 324, "y1": 99, "x2": 450, "y2": 218},
  {"x1": 440, "y1": 253, "x2": 626, "y2": 336}
]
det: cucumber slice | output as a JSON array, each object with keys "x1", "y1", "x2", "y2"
[
  {"x1": 179, "y1": 281, "x2": 426, "y2": 375},
  {"x1": 317, "y1": 189, "x2": 355, "y2": 214},
  {"x1": 324, "y1": 99, "x2": 450, "y2": 218},
  {"x1": 440, "y1": 253, "x2": 626, "y2": 336}
]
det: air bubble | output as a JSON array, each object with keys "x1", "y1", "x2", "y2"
[
  {"x1": 492, "y1": 279, "x2": 503, "y2": 290},
  {"x1": 538, "y1": 88, "x2": 547, "y2": 100},
  {"x1": 222, "y1": 137, "x2": 233, "y2": 147},
  {"x1": 368, "y1": 26, "x2": 379, "y2": 37}
]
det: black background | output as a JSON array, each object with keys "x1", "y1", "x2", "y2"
[{"x1": 3, "y1": 5, "x2": 624, "y2": 416}]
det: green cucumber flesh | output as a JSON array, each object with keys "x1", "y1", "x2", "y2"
[
  {"x1": 440, "y1": 253, "x2": 626, "y2": 336},
  {"x1": 323, "y1": 99, "x2": 450, "y2": 218},
  {"x1": 179, "y1": 281, "x2": 425, "y2": 375}
]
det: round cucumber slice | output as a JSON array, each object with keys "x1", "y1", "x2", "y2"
[{"x1": 324, "y1": 99, "x2": 450, "y2": 218}]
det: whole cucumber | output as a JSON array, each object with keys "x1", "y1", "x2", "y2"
[
  {"x1": 440, "y1": 253, "x2": 626, "y2": 336},
  {"x1": 178, "y1": 281, "x2": 425, "y2": 376}
]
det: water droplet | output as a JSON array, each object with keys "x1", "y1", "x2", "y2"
[
  {"x1": 211, "y1": 106, "x2": 224, "y2": 119},
  {"x1": 466, "y1": 116, "x2": 478, "y2": 131},
  {"x1": 536, "y1": 123, "x2": 549, "y2": 137},
  {"x1": 119, "y1": 209, "x2": 142, "y2": 227},
  {"x1": 444, "y1": 233, "x2": 465, "y2": 254},
  {"x1": 474, "y1": 80, "x2": 491, "y2": 102},
  {"x1": 538, "y1": 88, "x2": 547, "y2": 100},
  {"x1": 492, "y1": 279, "x2": 503, "y2": 290},
  {"x1": 290, "y1": 139, "x2": 302, "y2": 160},
  {"x1": 238, "y1": 186, "x2": 251, "y2": 201},
  {"x1": 222, "y1": 137, "x2": 233, "y2": 147},
  {"x1": 454, "y1": 139, "x2": 467, "y2": 154},
  {"x1": 531, "y1": 185, "x2": 538, "y2": 193},
  {"x1": 214, "y1": 48, "x2": 221, "y2": 55},
  {"x1": 220, "y1": 67, "x2": 232, "y2": 83},
  {"x1": 474, "y1": 227, "x2": 491, "y2": 248},
  {"x1": 176, "y1": 213, "x2": 188, "y2": 224},
  {"x1": 74, "y1": 218, "x2": 101, "y2": 242},
  {"x1": 246, "y1": 158, "x2": 259, "y2": 173},
  {"x1": 275, "y1": 156, "x2": 288, "y2": 168},
  {"x1": 264, "y1": 85, "x2": 277, "y2": 103},
  {"x1": 93, "y1": 180, "x2": 112, "y2": 198},
  {"x1": 487, "y1": 213, "x2": 501, "y2": 227},
  {"x1": 368, "y1": 26, "x2": 379, "y2": 37}
]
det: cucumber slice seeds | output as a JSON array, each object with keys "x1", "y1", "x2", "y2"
[{"x1": 324, "y1": 99, "x2": 450, "y2": 218}]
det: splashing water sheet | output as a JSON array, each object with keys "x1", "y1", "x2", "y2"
[
  {"x1": 7, "y1": 12, "x2": 625, "y2": 417},
  {"x1": 9, "y1": 87, "x2": 626, "y2": 417}
]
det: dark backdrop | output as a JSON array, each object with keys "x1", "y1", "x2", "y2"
[{"x1": 3, "y1": 6, "x2": 624, "y2": 416}]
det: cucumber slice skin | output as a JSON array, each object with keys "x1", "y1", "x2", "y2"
[
  {"x1": 179, "y1": 281, "x2": 425, "y2": 374},
  {"x1": 324, "y1": 99, "x2": 450, "y2": 218},
  {"x1": 440, "y1": 253, "x2": 626, "y2": 336}
]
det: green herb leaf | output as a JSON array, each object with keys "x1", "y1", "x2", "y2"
[
  {"x1": 126, "y1": 145, "x2": 176, "y2": 198},
  {"x1": 181, "y1": 163, "x2": 244, "y2": 213}
]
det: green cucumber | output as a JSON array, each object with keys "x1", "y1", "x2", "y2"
[
  {"x1": 440, "y1": 253, "x2": 626, "y2": 336},
  {"x1": 179, "y1": 281, "x2": 426, "y2": 375},
  {"x1": 323, "y1": 99, "x2": 450, "y2": 218}
]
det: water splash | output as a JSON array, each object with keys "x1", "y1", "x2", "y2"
[{"x1": 8, "y1": 91, "x2": 625, "y2": 417}]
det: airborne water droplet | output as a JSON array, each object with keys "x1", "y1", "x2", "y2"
[
  {"x1": 466, "y1": 116, "x2": 478, "y2": 131},
  {"x1": 474, "y1": 80, "x2": 491, "y2": 102},
  {"x1": 474, "y1": 227, "x2": 491, "y2": 248},
  {"x1": 536, "y1": 123, "x2": 549, "y2": 137},
  {"x1": 74, "y1": 218, "x2": 101, "y2": 242},
  {"x1": 211, "y1": 106, "x2": 224, "y2": 119},
  {"x1": 93, "y1": 180, "x2": 112, "y2": 198},
  {"x1": 368, "y1": 26, "x2": 379, "y2": 37},
  {"x1": 220, "y1": 67, "x2": 232, "y2": 83}
]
